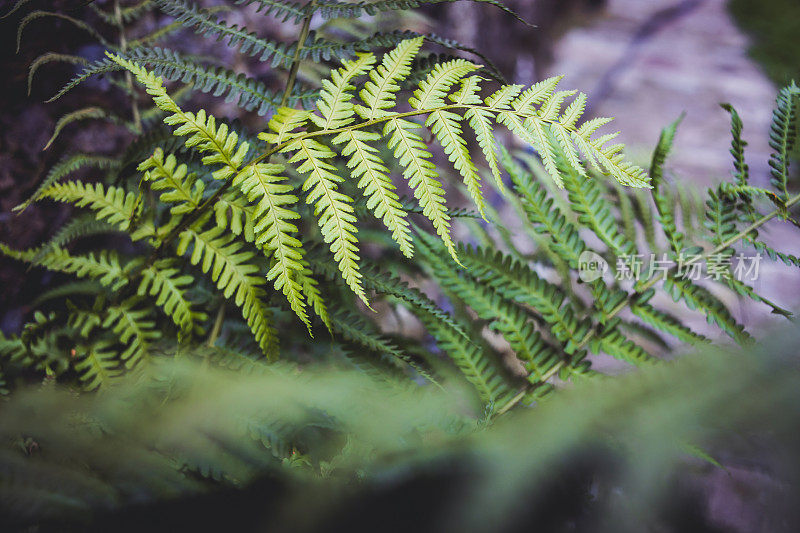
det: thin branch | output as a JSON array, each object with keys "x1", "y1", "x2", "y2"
[
  {"x1": 114, "y1": 0, "x2": 142, "y2": 133},
  {"x1": 280, "y1": 0, "x2": 317, "y2": 108}
]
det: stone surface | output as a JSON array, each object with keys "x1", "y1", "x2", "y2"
[{"x1": 549, "y1": 0, "x2": 777, "y2": 184}]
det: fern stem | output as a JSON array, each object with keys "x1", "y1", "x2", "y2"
[
  {"x1": 257, "y1": 104, "x2": 569, "y2": 165},
  {"x1": 114, "y1": 0, "x2": 142, "y2": 134},
  {"x1": 206, "y1": 304, "x2": 225, "y2": 348},
  {"x1": 151, "y1": 104, "x2": 570, "y2": 257},
  {"x1": 280, "y1": 0, "x2": 317, "y2": 108},
  {"x1": 497, "y1": 191, "x2": 800, "y2": 416}
]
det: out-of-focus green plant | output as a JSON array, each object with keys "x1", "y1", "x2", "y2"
[{"x1": 2, "y1": 326, "x2": 800, "y2": 531}]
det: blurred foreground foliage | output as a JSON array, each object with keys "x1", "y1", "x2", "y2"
[{"x1": 2, "y1": 326, "x2": 800, "y2": 532}]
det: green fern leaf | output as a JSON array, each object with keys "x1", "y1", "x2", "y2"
[
  {"x1": 562, "y1": 165, "x2": 636, "y2": 259},
  {"x1": 417, "y1": 234, "x2": 564, "y2": 383},
  {"x1": 663, "y1": 275, "x2": 749, "y2": 344},
  {"x1": 236, "y1": 0, "x2": 306, "y2": 23},
  {"x1": 426, "y1": 105, "x2": 485, "y2": 217},
  {"x1": 17, "y1": 10, "x2": 111, "y2": 53},
  {"x1": 74, "y1": 341, "x2": 121, "y2": 391},
  {"x1": 14, "y1": 154, "x2": 117, "y2": 212},
  {"x1": 768, "y1": 81, "x2": 799, "y2": 200},
  {"x1": 386, "y1": 117, "x2": 456, "y2": 261},
  {"x1": 650, "y1": 115, "x2": 685, "y2": 255},
  {"x1": 333, "y1": 129, "x2": 413, "y2": 257},
  {"x1": 458, "y1": 245, "x2": 590, "y2": 350},
  {"x1": 138, "y1": 259, "x2": 207, "y2": 337},
  {"x1": 630, "y1": 291, "x2": 708, "y2": 345},
  {"x1": 155, "y1": 0, "x2": 294, "y2": 67},
  {"x1": 32, "y1": 215, "x2": 117, "y2": 264},
  {"x1": 311, "y1": 53, "x2": 376, "y2": 131},
  {"x1": 357, "y1": 36, "x2": 424, "y2": 120},
  {"x1": 27, "y1": 52, "x2": 88, "y2": 96},
  {"x1": 0, "y1": 245, "x2": 128, "y2": 291},
  {"x1": 284, "y1": 138, "x2": 365, "y2": 303},
  {"x1": 41, "y1": 181, "x2": 140, "y2": 232},
  {"x1": 233, "y1": 162, "x2": 311, "y2": 331},
  {"x1": 333, "y1": 309, "x2": 438, "y2": 385},
  {"x1": 420, "y1": 311, "x2": 514, "y2": 408},
  {"x1": 178, "y1": 225, "x2": 279, "y2": 356},
  {"x1": 261, "y1": 108, "x2": 311, "y2": 145},
  {"x1": 139, "y1": 148, "x2": 204, "y2": 215},
  {"x1": 103, "y1": 298, "x2": 160, "y2": 369}
]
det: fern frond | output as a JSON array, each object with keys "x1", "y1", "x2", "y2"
[
  {"x1": 428, "y1": 105, "x2": 485, "y2": 216},
  {"x1": 746, "y1": 238, "x2": 800, "y2": 268},
  {"x1": 17, "y1": 11, "x2": 111, "y2": 53},
  {"x1": 458, "y1": 245, "x2": 589, "y2": 351},
  {"x1": 417, "y1": 234, "x2": 563, "y2": 383},
  {"x1": 386, "y1": 117, "x2": 455, "y2": 260},
  {"x1": 1, "y1": 244, "x2": 128, "y2": 291},
  {"x1": 1, "y1": 0, "x2": 30, "y2": 19},
  {"x1": 333, "y1": 310, "x2": 438, "y2": 385},
  {"x1": 311, "y1": 53, "x2": 376, "y2": 131},
  {"x1": 114, "y1": 54, "x2": 315, "y2": 328},
  {"x1": 112, "y1": 40, "x2": 650, "y2": 327},
  {"x1": 284, "y1": 138, "x2": 365, "y2": 303},
  {"x1": 41, "y1": 181, "x2": 140, "y2": 232},
  {"x1": 719, "y1": 274, "x2": 791, "y2": 318},
  {"x1": 497, "y1": 110, "x2": 563, "y2": 186},
  {"x1": 630, "y1": 291, "x2": 708, "y2": 345},
  {"x1": 236, "y1": 0, "x2": 306, "y2": 23},
  {"x1": 121, "y1": 47, "x2": 317, "y2": 115},
  {"x1": 32, "y1": 216, "x2": 117, "y2": 263},
  {"x1": 591, "y1": 324, "x2": 654, "y2": 366},
  {"x1": 409, "y1": 58, "x2": 478, "y2": 109},
  {"x1": 177, "y1": 226, "x2": 278, "y2": 356},
  {"x1": 27, "y1": 53, "x2": 88, "y2": 96},
  {"x1": 155, "y1": 0, "x2": 294, "y2": 67},
  {"x1": 420, "y1": 312, "x2": 513, "y2": 408},
  {"x1": 138, "y1": 259, "x2": 207, "y2": 337},
  {"x1": 33, "y1": 281, "x2": 104, "y2": 306},
  {"x1": 296, "y1": 261, "x2": 330, "y2": 331},
  {"x1": 43, "y1": 108, "x2": 125, "y2": 150},
  {"x1": 74, "y1": 341, "x2": 121, "y2": 391},
  {"x1": 46, "y1": 58, "x2": 119, "y2": 102},
  {"x1": 562, "y1": 165, "x2": 636, "y2": 259},
  {"x1": 1, "y1": 316, "x2": 66, "y2": 375},
  {"x1": 311, "y1": 0, "x2": 529, "y2": 25},
  {"x1": 650, "y1": 115, "x2": 685, "y2": 255},
  {"x1": 261, "y1": 108, "x2": 312, "y2": 145},
  {"x1": 768, "y1": 81, "x2": 799, "y2": 200},
  {"x1": 108, "y1": 52, "x2": 251, "y2": 182},
  {"x1": 233, "y1": 162, "x2": 310, "y2": 331},
  {"x1": 334, "y1": 129, "x2": 413, "y2": 257},
  {"x1": 357, "y1": 36, "x2": 424, "y2": 120},
  {"x1": 214, "y1": 191, "x2": 257, "y2": 243},
  {"x1": 663, "y1": 275, "x2": 749, "y2": 344},
  {"x1": 509, "y1": 166, "x2": 586, "y2": 267},
  {"x1": 634, "y1": 188, "x2": 658, "y2": 251},
  {"x1": 140, "y1": 148, "x2": 204, "y2": 215},
  {"x1": 103, "y1": 298, "x2": 161, "y2": 369},
  {"x1": 464, "y1": 101, "x2": 504, "y2": 191},
  {"x1": 720, "y1": 104, "x2": 750, "y2": 187}
]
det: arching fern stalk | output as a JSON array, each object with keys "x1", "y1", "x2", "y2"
[{"x1": 108, "y1": 37, "x2": 648, "y2": 316}]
